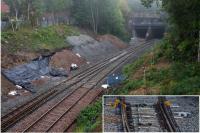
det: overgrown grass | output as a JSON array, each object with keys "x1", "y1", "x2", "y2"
[
  {"x1": 1, "y1": 25, "x2": 80, "y2": 53},
  {"x1": 123, "y1": 55, "x2": 146, "y2": 78},
  {"x1": 118, "y1": 41, "x2": 200, "y2": 95},
  {"x1": 75, "y1": 99, "x2": 102, "y2": 132},
  {"x1": 114, "y1": 80, "x2": 144, "y2": 95},
  {"x1": 160, "y1": 62, "x2": 200, "y2": 94}
]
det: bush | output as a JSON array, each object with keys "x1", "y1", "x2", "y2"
[
  {"x1": 115, "y1": 80, "x2": 143, "y2": 95},
  {"x1": 123, "y1": 56, "x2": 145, "y2": 78},
  {"x1": 75, "y1": 100, "x2": 102, "y2": 132},
  {"x1": 161, "y1": 62, "x2": 200, "y2": 94},
  {"x1": 1, "y1": 25, "x2": 79, "y2": 53},
  {"x1": 161, "y1": 77, "x2": 200, "y2": 95},
  {"x1": 119, "y1": 40, "x2": 200, "y2": 95}
]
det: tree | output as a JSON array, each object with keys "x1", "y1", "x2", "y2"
[
  {"x1": 72, "y1": 0, "x2": 126, "y2": 39},
  {"x1": 88, "y1": 0, "x2": 99, "y2": 33},
  {"x1": 141, "y1": 0, "x2": 200, "y2": 62},
  {"x1": 198, "y1": 30, "x2": 200, "y2": 62},
  {"x1": 43, "y1": 0, "x2": 72, "y2": 25}
]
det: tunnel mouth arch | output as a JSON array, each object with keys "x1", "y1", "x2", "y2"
[{"x1": 134, "y1": 26, "x2": 165, "y2": 39}]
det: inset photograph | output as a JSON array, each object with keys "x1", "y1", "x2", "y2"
[{"x1": 103, "y1": 96, "x2": 199, "y2": 132}]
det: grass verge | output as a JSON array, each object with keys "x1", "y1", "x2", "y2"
[
  {"x1": 1, "y1": 24, "x2": 80, "y2": 53},
  {"x1": 75, "y1": 99, "x2": 102, "y2": 132},
  {"x1": 116, "y1": 42, "x2": 200, "y2": 95}
]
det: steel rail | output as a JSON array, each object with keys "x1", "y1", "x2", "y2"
[
  {"x1": 157, "y1": 97, "x2": 181, "y2": 132},
  {"x1": 2, "y1": 41, "x2": 154, "y2": 132},
  {"x1": 23, "y1": 41, "x2": 154, "y2": 132}
]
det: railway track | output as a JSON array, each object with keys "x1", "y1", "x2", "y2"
[
  {"x1": 157, "y1": 97, "x2": 181, "y2": 132},
  {"x1": 120, "y1": 97, "x2": 180, "y2": 132},
  {"x1": 2, "y1": 40, "x2": 155, "y2": 132},
  {"x1": 2, "y1": 44, "x2": 135, "y2": 131}
]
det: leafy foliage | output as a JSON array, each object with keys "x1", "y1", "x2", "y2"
[
  {"x1": 160, "y1": 62, "x2": 200, "y2": 94},
  {"x1": 75, "y1": 100, "x2": 102, "y2": 132},
  {"x1": 72, "y1": 0, "x2": 128, "y2": 40},
  {"x1": 1, "y1": 25, "x2": 79, "y2": 52},
  {"x1": 123, "y1": 56, "x2": 145, "y2": 77},
  {"x1": 114, "y1": 80, "x2": 144, "y2": 95},
  {"x1": 141, "y1": 0, "x2": 200, "y2": 61},
  {"x1": 119, "y1": 41, "x2": 200, "y2": 95}
]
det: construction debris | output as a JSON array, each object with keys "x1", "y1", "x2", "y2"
[
  {"x1": 70, "y1": 63, "x2": 78, "y2": 70},
  {"x1": 8, "y1": 90, "x2": 18, "y2": 96}
]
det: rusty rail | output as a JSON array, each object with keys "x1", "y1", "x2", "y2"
[
  {"x1": 2, "y1": 41, "x2": 154, "y2": 132},
  {"x1": 157, "y1": 97, "x2": 181, "y2": 132}
]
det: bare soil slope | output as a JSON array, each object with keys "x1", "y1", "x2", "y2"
[
  {"x1": 96, "y1": 34, "x2": 128, "y2": 49},
  {"x1": 49, "y1": 49, "x2": 86, "y2": 71}
]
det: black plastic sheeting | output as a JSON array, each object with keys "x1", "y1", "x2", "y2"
[{"x1": 2, "y1": 56, "x2": 68, "y2": 92}]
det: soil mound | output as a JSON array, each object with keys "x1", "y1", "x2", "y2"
[
  {"x1": 1, "y1": 74, "x2": 16, "y2": 96},
  {"x1": 49, "y1": 49, "x2": 86, "y2": 71},
  {"x1": 96, "y1": 34, "x2": 128, "y2": 49},
  {"x1": 1, "y1": 51, "x2": 39, "y2": 69}
]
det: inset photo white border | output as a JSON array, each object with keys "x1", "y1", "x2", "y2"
[{"x1": 102, "y1": 95, "x2": 200, "y2": 133}]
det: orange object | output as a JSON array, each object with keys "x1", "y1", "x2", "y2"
[
  {"x1": 113, "y1": 99, "x2": 120, "y2": 108},
  {"x1": 164, "y1": 101, "x2": 171, "y2": 107}
]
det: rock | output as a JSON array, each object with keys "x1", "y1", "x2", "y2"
[
  {"x1": 8, "y1": 90, "x2": 17, "y2": 96},
  {"x1": 76, "y1": 53, "x2": 81, "y2": 57},
  {"x1": 49, "y1": 68, "x2": 68, "y2": 77},
  {"x1": 66, "y1": 34, "x2": 125, "y2": 63},
  {"x1": 15, "y1": 85, "x2": 22, "y2": 89}
]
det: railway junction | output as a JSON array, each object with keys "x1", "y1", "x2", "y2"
[{"x1": 1, "y1": 40, "x2": 156, "y2": 132}]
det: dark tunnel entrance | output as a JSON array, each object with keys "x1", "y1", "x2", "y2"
[
  {"x1": 135, "y1": 28, "x2": 148, "y2": 38},
  {"x1": 134, "y1": 26, "x2": 165, "y2": 39}
]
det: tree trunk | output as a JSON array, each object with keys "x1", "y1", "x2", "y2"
[
  {"x1": 27, "y1": 1, "x2": 30, "y2": 21},
  {"x1": 15, "y1": 9, "x2": 18, "y2": 30},
  {"x1": 198, "y1": 30, "x2": 200, "y2": 62},
  {"x1": 95, "y1": 2, "x2": 99, "y2": 34},
  {"x1": 13, "y1": 0, "x2": 18, "y2": 30},
  {"x1": 90, "y1": 2, "x2": 96, "y2": 33},
  {"x1": 52, "y1": 12, "x2": 55, "y2": 25},
  {"x1": 11, "y1": 20, "x2": 15, "y2": 32},
  {"x1": 36, "y1": 17, "x2": 39, "y2": 26}
]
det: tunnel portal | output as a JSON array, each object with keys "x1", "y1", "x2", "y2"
[{"x1": 130, "y1": 12, "x2": 166, "y2": 40}]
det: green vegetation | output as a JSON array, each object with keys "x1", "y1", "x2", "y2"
[
  {"x1": 75, "y1": 100, "x2": 102, "y2": 132},
  {"x1": 123, "y1": 55, "x2": 146, "y2": 78},
  {"x1": 72, "y1": 0, "x2": 130, "y2": 41},
  {"x1": 4, "y1": 0, "x2": 72, "y2": 28},
  {"x1": 118, "y1": 43, "x2": 200, "y2": 95},
  {"x1": 1, "y1": 25, "x2": 79, "y2": 53},
  {"x1": 117, "y1": 0, "x2": 200, "y2": 95},
  {"x1": 4, "y1": 0, "x2": 131, "y2": 41},
  {"x1": 160, "y1": 63, "x2": 200, "y2": 94},
  {"x1": 141, "y1": 0, "x2": 200, "y2": 62}
]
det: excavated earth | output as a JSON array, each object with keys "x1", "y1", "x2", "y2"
[{"x1": 1, "y1": 34, "x2": 127, "y2": 115}]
